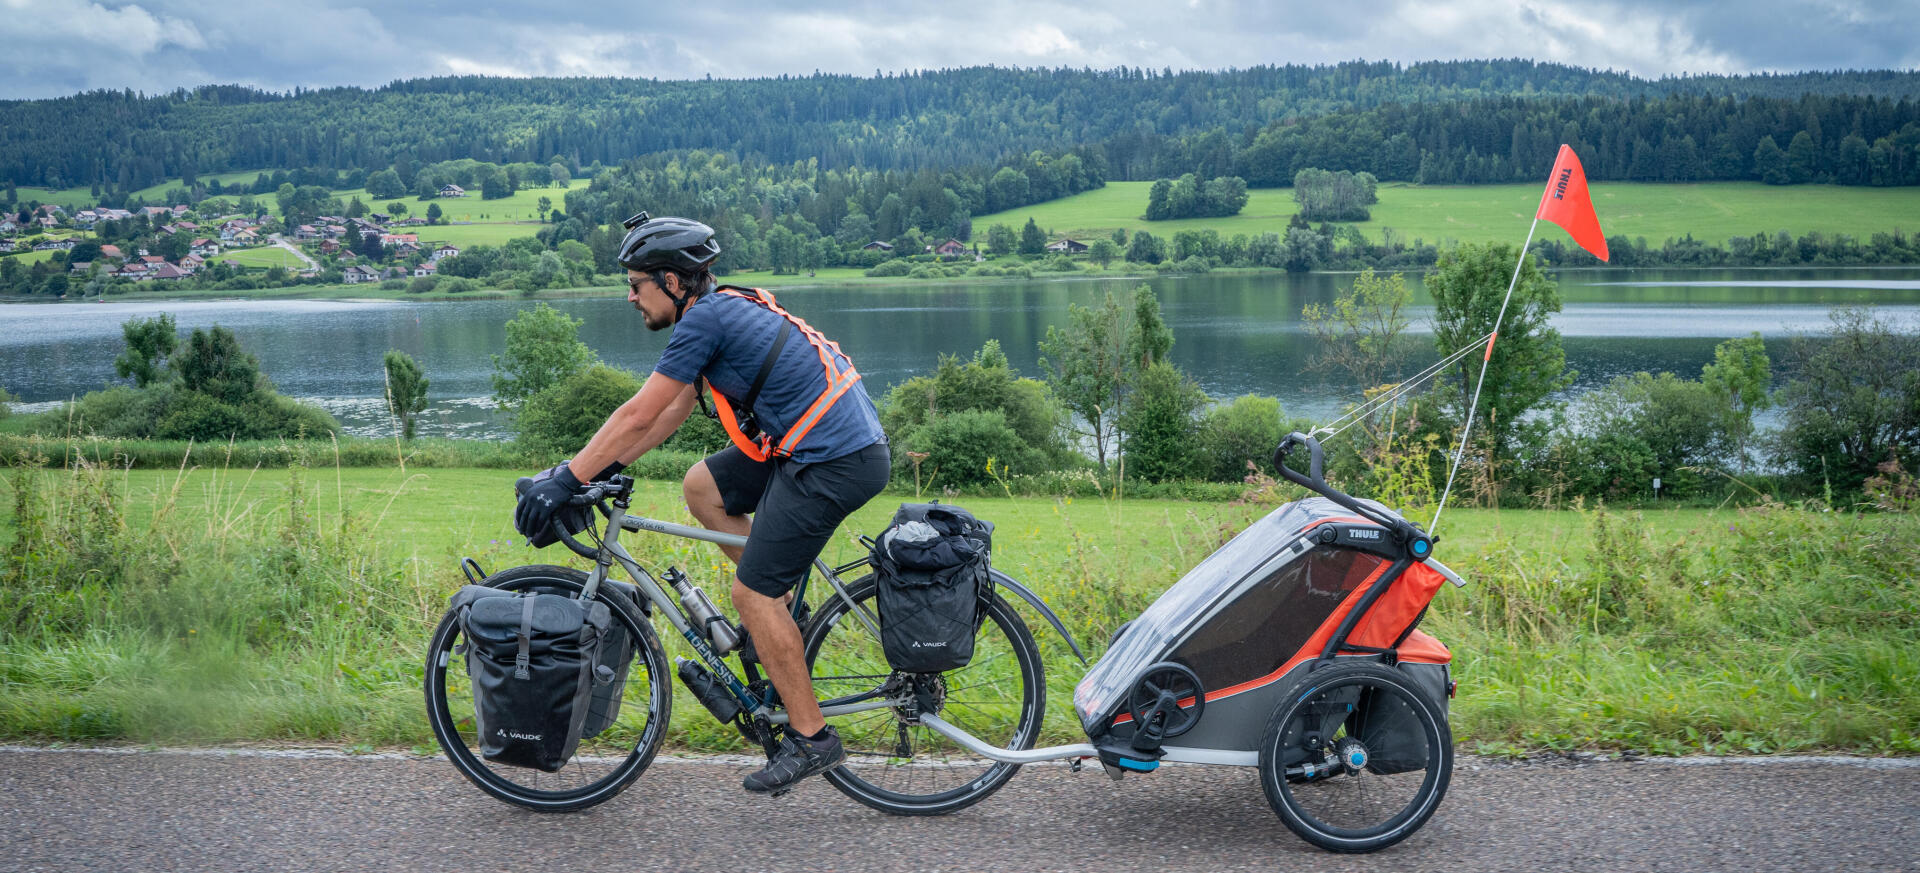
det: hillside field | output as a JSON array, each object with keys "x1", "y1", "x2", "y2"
[{"x1": 971, "y1": 181, "x2": 1920, "y2": 247}]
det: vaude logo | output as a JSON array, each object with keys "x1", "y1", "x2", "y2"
[
  {"x1": 497, "y1": 728, "x2": 543, "y2": 741},
  {"x1": 911, "y1": 640, "x2": 948, "y2": 648},
  {"x1": 1350, "y1": 529, "x2": 1381, "y2": 540}
]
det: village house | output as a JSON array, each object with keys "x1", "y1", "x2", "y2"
[
  {"x1": 380, "y1": 233, "x2": 418, "y2": 247},
  {"x1": 113, "y1": 262, "x2": 150, "y2": 280},
  {"x1": 179, "y1": 254, "x2": 204, "y2": 272},
  {"x1": 36, "y1": 204, "x2": 65, "y2": 217},
  {"x1": 935, "y1": 239, "x2": 970, "y2": 257},
  {"x1": 342, "y1": 265, "x2": 380, "y2": 284},
  {"x1": 171, "y1": 205, "x2": 189, "y2": 217},
  {"x1": 369, "y1": 213, "x2": 390, "y2": 224},
  {"x1": 33, "y1": 239, "x2": 75, "y2": 251},
  {"x1": 1045, "y1": 238, "x2": 1090, "y2": 254},
  {"x1": 438, "y1": 184, "x2": 466, "y2": 198},
  {"x1": 0, "y1": 219, "x2": 16, "y2": 234},
  {"x1": 393, "y1": 216, "x2": 427, "y2": 227},
  {"x1": 862, "y1": 240, "x2": 893, "y2": 251},
  {"x1": 0, "y1": 240, "x2": 15, "y2": 253},
  {"x1": 294, "y1": 224, "x2": 319, "y2": 240},
  {"x1": 98, "y1": 208, "x2": 133, "y2": 221},
  {"x1": 231, "y1": 229, "x2": 259, "y2": 245},
  {"x1": 190, "y1": 238, "x2": 219, "y2": 257},
  {"x1": 413, "y1": 261, "x2": 437, "y2": 277},
  {"x1": 68, "y1": 261, "x2": 92, "y2": 274},
  {"x1": 141, "y1": 206, "x2": 172, "y2": 219},
  {"x1": 73, "y1": 210, "x2": 98, "y2": 226},
  {"x1": 150, "y1": 263, "x2": 190, "y2": 281},
  {"x1": 98, "y1": 244, "x2": 123, "y2": 261},
  {"x1": 431, "y1": 244, "x2": 461, "y2": 261},
  {"x1": 318, "y1": 239, "x2": 341, "y2": 255},
  {"x1": 36, "y1": 215, "x2": 58, "y2": 229}
]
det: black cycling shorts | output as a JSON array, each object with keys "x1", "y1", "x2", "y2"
[{"x1": 703, "y1": 441, "x2": 891, "y2": 598}]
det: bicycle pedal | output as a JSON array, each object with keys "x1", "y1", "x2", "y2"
[{"x1": 767, "y1": 786, "x2": 793, "y2": 799}]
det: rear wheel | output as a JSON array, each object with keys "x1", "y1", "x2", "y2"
[
  {"x1": 1257, "y1": 660, "x2": 1452, "y2": 853},
  {"x1": 424, "y1": 565, "x2": 671, "y2": 812},
  {"x1": 803, "y1": 574, "x2": 1044, "y2": 816}
]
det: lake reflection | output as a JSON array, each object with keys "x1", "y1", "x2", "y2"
[{"x1": 3, "y1": 268, "x2": 1918, "y2": 439}]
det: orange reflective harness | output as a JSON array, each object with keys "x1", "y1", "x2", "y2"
[{"x1": 695, "y1": 286, "x2": 862, "y2": 463}]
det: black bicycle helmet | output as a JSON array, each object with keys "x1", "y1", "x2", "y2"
[{"x1": 616, "y1": 212, "x2": 721, "y2": 273}]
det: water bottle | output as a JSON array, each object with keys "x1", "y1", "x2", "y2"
[{"x1": 662, "y1": 567, "x2": 741, "y2": 655}]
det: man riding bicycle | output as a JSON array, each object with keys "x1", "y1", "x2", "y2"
[{"x1": 512, "y1": 213, "x2": 890, "y2": 795}]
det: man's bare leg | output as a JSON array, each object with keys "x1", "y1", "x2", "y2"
[
  {"x1": 683, "y1": 461, "x2": 749, "y2": 563},
  {"x1": 732, "y1": 578, "x2": 823, "y2": 736}
]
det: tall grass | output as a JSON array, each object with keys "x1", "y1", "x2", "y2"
[{"x1": 2, "y1": 447, "x2": 1915, "y2": 755}]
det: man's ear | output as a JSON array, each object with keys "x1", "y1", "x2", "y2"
[{"x1": 660, "y1": 271, "x2": 680, "y2": 297}]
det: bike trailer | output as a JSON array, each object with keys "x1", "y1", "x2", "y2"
[
  {"x1": 1073, "y1": 496, "x2": 1459, "y2": 755},
  {"x1": 449, "y1": 585, "x2": 613, "y2": 772}
]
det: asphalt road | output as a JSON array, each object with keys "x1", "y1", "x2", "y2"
[{"x1": 2, "y1": 749, "x2": 1915, "y2": 872}]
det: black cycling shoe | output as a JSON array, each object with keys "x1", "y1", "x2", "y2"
[{"x1": 743, "y1": 727, "x2": 845, "y2": 795}]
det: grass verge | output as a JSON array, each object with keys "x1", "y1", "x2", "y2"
[{"x1": 2, "y1": 456, "x2": 1914, "y2": 757}]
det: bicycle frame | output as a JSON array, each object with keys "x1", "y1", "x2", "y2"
[{"x1": 570, "y1": 493, "x2": 902, "y2": 730}]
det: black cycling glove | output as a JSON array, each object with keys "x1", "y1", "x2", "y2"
[{"x1": 515, "y1": 463, "x2": 585, "y2": 548}]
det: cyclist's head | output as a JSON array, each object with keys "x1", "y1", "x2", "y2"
[{"x1": 618, "y1": 212, "x2": 719, "y2": 327}]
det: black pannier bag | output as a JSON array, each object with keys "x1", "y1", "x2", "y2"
[
  {"x1": 532, "y1": 578, "x2": 639, "y2": 740},
  {"x1": 450, "y1": 586, "x2": 611, "y2": 772},
  {"x1": 870, "y1": 503, "x2": 993, "y2": 673},
  {"x1": 1349, "y1": 662, "x2": 1451, "y2": 775}
]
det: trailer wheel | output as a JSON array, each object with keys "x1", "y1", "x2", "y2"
[{"x1": 1257, "y1": 660, "x2": 1452, "y2": 853}]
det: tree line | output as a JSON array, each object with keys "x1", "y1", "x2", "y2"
[{"x1": 4, "y1": 62, "x2": 1919, "y2": 191}]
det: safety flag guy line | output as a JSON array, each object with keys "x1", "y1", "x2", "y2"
[{"x1": 1431, "y1": 144, "x2": 1609, "y2": 535}]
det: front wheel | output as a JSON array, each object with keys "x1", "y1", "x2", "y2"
[
  {"x1": 803, "y1": 574, "x2": 1045, "y2": 816},
  {"x1": 424, "y1": 565, "x2": 671, "y2": 812},
  {"x1": 1258, "y1": 660, "x2": 1452, "y2": 853}
]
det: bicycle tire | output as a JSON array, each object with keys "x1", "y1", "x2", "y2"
[
  {"x1": 424, "y1": 565, "x2": 672, "y2": 812},
  {"x1": 803, "y1": 574, "x2": 1044, "y2": 816},
  {"x1": 1257, "y1": 660, "x2": 1452, "y2": 853}
]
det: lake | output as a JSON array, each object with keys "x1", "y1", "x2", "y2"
[{"x1": 4, "y1": 267, "x2": 1918, "y2": 440}]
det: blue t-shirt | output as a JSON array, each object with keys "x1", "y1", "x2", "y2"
[{"x1": 653, "y1": 290, "x2": 885, "y2": 464}]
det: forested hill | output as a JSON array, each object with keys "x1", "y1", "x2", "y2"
[{"x1": 6, "y1": 60, "x2": 1920, "y2": 190}]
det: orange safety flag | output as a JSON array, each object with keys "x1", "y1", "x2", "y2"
[{"x1": 1535, "y1": 144, "x2": 1609, "y2": 262}]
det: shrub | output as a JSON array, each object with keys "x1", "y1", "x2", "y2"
[
  {"x1": 409, "y1": 276, "x2": 438, "y2": 294},
  {"x1": 905, "y1": 409, "x2": 1032, "y2": 489},
  {"x1": 1196, "y1": 395, "x2": 1288, "y2": 482},
  {"x1": 864, "y1": 259, "x2": 912, "y2": 277},
  {"x1": 379, "y1": 278, "x2": 406, "y2": 291},
  {"x1": 440, "y1": 277, "x2": 476, "y2": 294},
  {"x1": 516, "y1": 364, "x2": 641, "y2": 455},
  {"x1": 881, "y1": 341, "x2": 1065, "y2": 477},
  {"x1": 1771, "y1": 307, "x2": 1920, "y2": 495}
]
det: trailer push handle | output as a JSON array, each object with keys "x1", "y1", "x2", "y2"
[{"x1": 1272, "y1": 432, "x2": 1433, "y2": 560}]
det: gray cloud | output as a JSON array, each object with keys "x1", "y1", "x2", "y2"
[{"x1": 0, "y1": 0, "x2": 1912, "y2": 99}]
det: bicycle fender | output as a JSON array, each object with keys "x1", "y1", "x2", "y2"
[{"x1": 990, "y1": 568, "x2": 1086, "y2": 665}]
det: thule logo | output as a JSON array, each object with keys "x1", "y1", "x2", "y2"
[
  {"x1": 911, "y1": 640, "x2": 947, "y2": 648},
  {"x1": 1349, "y1": 529, "x2": 1380, "y2": 540},
  {"x1": 497, "y1": 728, "x2": 543, "y2": 741}
]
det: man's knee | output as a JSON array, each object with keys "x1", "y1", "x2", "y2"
[{"x1": 683, "y1": 461, "x2": 720, "y2": 515}]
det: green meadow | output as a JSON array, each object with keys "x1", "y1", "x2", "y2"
[
  {"x1": 3, "y1": 459, "x2": 1913, "y2": 757},
  {"x1": 219, "y1": 246, "x2": 307, "y2": 270},
  {"x1": 972, "y1": 181, "x2": 1920, "y2": 247}
]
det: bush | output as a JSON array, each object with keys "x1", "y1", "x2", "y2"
[
  {"x1": 905, "y1": 409, "x2": 1032, "y2": 489},
  {"x1": 1036, "y1": 255, "x2": 1081, "y2": 272},
  {"x1": 516, "y1": 364, "x2": 642, "y2": 455},
  {"x1": 440, "y1": 277, "x2": 476, "y2": 294},
  {"x1": 880, "y1": 340, "x2": 1065, "y2": 478},
  {"x1": 1771, "y1": 307, "x2": 1920, "y2": 496},
  {"x1": 378, "y1": 278, "x2": 406, "y2": 291},
  {"x1": 1196, "y1": 395, "x2": 1289, "y2": 482},
  {"x1": 409, "y1": 276, "x2": 438, "y2": 294},
  {"x1": 864, "y1": 259, "x2": 911, "y2": 277},
  {"x1": 662, "y1": 404, "x2": 729, "y2": 455}
]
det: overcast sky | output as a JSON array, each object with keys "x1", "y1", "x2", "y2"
[{"x1": 1, "y1": 0, "x2": 1914, "y2": 100}]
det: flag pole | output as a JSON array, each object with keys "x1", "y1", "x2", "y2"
[{"x1": 1430, "y1": 215, "x2": 1539, "y2": 535}]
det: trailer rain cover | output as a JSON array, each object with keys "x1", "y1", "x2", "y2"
[{"x1": 1073, "y1": 497, "x2": 1394, "y2": 734}]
